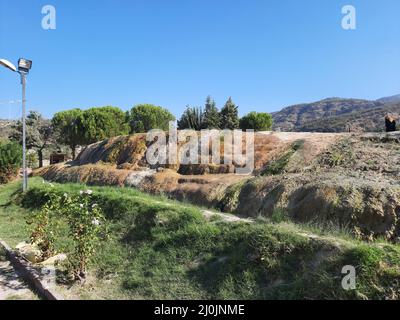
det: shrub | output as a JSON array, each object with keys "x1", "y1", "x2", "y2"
[
  {"x1": 0, "y1": 141, "x2": 22, "y2": 184},
  {"x1": 63, "y1": 189, "x2": 106, "y2": 279},
  {"x1": 239, "y1": 112, "x2": 273, "y2": 131},
  {"x1": 27, "y1": 183, "x2": 60, "y2": 259},
  {"x1": 26, "y1": 184, "x2": 106, "y2": 280}
]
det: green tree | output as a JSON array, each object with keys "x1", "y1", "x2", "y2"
[
  {"x1": 127, "y1": 104, "x2": 175, "y2": 133},
  {"x1": 79, "y1": 106, "x2": 129, "y2": 145},
  {"x1": 10, "y1": 111, "x2": 54, "y2": 167},
  {"x1": 202, "y1": 96, "x2": 220, "y2": 129},
  {"x1": 177, "y1": 106, "x2": 204, "y2": 130},
  {"x1": 220, "y1": 97, "x2": 239, "y2": 130},
  {"x1": 52, "y1": 109, "x2": 84, "y2": 160},
  {"x1": 239, "y1": 112, "x2": 273, "y2": 131},
  {"x1": 0, "y1": 141, "x2": 22, "y2": 184}
]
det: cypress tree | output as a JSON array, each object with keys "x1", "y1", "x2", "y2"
[
  {"x1": 202, "y1": 96, "x2": 220, "y2": 129},
  {"x1": 220, "y1": 97, "x2": 239, "y2": 130}
]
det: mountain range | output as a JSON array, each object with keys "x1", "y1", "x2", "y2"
[{"x1": 272, "y1": 95, "x2": 400, "y2": 132}]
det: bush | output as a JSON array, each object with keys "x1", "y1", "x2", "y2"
[
  {"x1": 63, "y1": 189, "x2": 106, "y2": 278},
  {"x1": 27, "y1": 184, "x2": 60, "y2": 259},
  {"x1": 26, "y1": 183, "x2": 106, "y2": 279},
  {"x1": 0, "y1": 141, "x2": 22, "y2": 184},
  {"x1": 127, "y1": 104, "x2": 175, "y2": 133},
  {"x1": 239, "y1": 112, "x2": 273, "y2": 131}
]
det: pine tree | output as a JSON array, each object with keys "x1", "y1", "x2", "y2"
[
  {"x1": 202, "y1": 96, "x2": 220, "y2": 129},
  {"x1": 220, "y1": 97, "x2": 239, "y2": 130}
]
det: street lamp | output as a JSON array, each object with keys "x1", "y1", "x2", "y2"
[{"x1": 0, "y1": 58, "x2": 32, "y2": 192}]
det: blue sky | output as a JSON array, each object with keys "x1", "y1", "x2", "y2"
[{"x1": 1, "y1": 0, "x2": 399, "y2": 119}]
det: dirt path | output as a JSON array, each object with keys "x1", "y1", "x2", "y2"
[
  {"x1": 0, "y1": 250, "x2": 38, "y2": 300},
  {"x1": 202, "y1": 209, "x2": 254, "y2": 223},
  {"x1": 201, "y1": 209, "x2": 355, "y2": 249}
]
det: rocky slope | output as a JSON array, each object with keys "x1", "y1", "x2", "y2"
[
  {"x1": 298, "y1": 103, "x2": 400, "y2": 132},
  {"x1": 378, "y1": 94, "x2": 400, "y2": 104},
  {"x1": 272, "y1": 97, "x2": 399, "y2": 132}
]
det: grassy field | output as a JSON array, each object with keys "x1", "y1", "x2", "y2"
[{"x1": 0, "y1": 177, "x2": 400, "y2": 300}]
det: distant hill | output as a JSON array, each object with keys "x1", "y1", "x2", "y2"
[
  {"x1": 297, "y1": 103, "x2": 400, "y2": 133},
  {"x1": 271, "y1": 96, "x2": 400, "y2": 132},
  {"x1": 272, "y1": 98, "x2": 384, "y2": 132},
  {"x1": 377, "y1": 94, "x2": 400, "y2": 104},
  {"x1": 0, "y1": 119, "x2": 14, "y2": 141}
]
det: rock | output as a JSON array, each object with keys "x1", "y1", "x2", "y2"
[
  {"x1": 16, "y1": 242, "x2": 41, "y2": 263},
  {"x1": 40, "y1": 253, "x2": 67, "y2": 266},
  {"x1": 125, "y1": 168, "x2": 156, "y2": 187}
]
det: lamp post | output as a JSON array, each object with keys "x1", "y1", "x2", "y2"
[{"x1": 0, "y1": 58, "x2": 32, "y2": 192}]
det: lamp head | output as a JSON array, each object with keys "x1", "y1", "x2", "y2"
[
  {"x1": 0, "y1": 59, "x2": 17, "y2": 72},
  {"x1": 18, "y1": 58, "x2": 32, "y2": 74}
]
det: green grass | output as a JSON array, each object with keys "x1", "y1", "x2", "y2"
[
  {"x1": 0, "y1": 182, "x2": 31, "y2": 247},
  {"x1": 0, "y1": 177, "x2": 400, "y2": 300}
]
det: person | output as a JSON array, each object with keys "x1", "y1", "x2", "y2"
[{"x1": 385, "y1": 115, "x2": 397, "y2": 132}]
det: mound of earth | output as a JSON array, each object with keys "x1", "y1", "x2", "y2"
[{"x1": 35, "y1": 131, "x2": 400, "y2": 241}]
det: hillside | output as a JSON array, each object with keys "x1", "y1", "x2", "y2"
[
  {"x1": 0, "y1": 119, "x2": 13, "y2": 141},
  {"x1": 36, "y1": 131, "x2": 400, "y2": 242},
  {"x1": 272, "y1": 98, "x2": 399, "y2": 132},
  {"x1": 378, "y1": 94, "x2": 400, "y2": 104},
  {"x1": 298, "y1": 103, "x2": 400, "y2": 132},
  {"x1": 2, "y1": 177, "x2": 400, "y2": 300}
]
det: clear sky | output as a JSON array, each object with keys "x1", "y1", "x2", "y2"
[{"x1": 1, "y1": 0, "x2": 399, "y2": 119}]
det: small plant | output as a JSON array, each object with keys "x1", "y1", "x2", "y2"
[
  {"x1": 27, "y1": 183, "x2": 106, "y2": 281},
  {"x1": 63, "y1": 189, "x2": 106, "y2": 280},
  {"x1": 27, "y1": 182, "x2": 58, "y2": 260}
]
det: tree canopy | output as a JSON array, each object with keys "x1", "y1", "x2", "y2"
[
  {"x1": 10, "y1": 111, "x2": 54, "y2": 167},
  {"x1": 239, "y1": 112, "x2": 273, "y2": 131},
  {"x1": 127, "y1": 104, "x2": 175, "y2": 133},
  {"x1": 52, "y1": 108, "x2": 84, "y2": 159},
  {"x1": 79, "y1": 106, "x2": 129, "y2": 144},
  {"x1": 52, "y1": 107, "x2": 129, "y2": 159}
]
